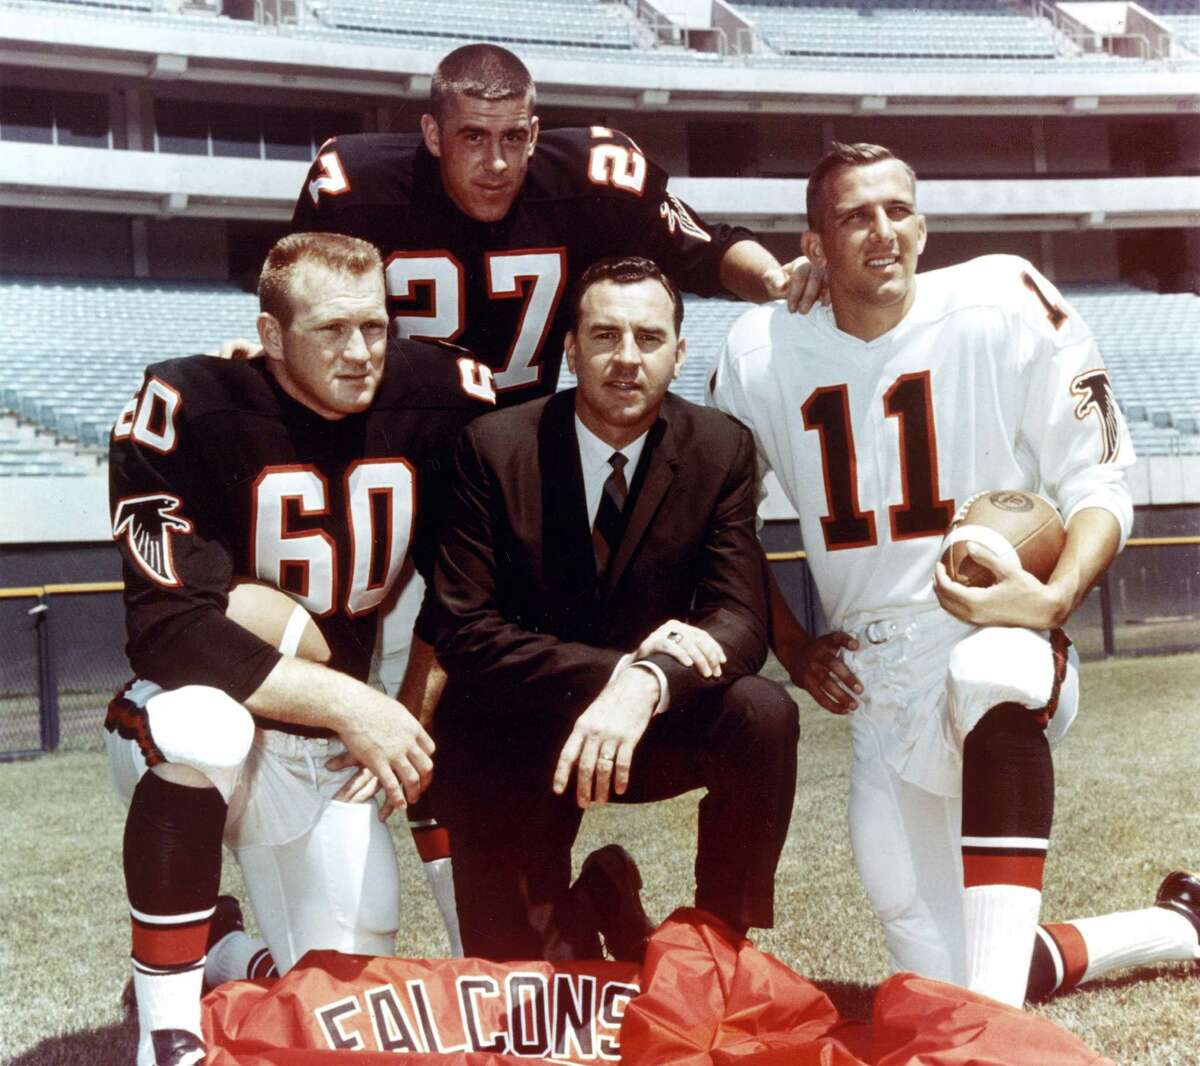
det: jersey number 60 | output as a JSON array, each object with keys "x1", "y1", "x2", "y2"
[{"x1": 253, "y1": 460, "x2": 415, "y2": 618}]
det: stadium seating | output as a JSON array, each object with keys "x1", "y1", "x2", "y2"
[
  {"x1": 1140, "y1": 0, "x2": 1200, "y2": 51},
  {"x1": 323, "y1": 0, "x2": 637, "y2": 51},
  {"x1": 1, "y1": 276, "x2": 1196, "y2": 461},
  {"x1": 0, "y1": 275, "x2": 259, "y2": 457},
  {"x1": 734, "y1": 0, "x2": 1059, "y2": 60},
  {"x1": 6, "y1": 0, "x2": 1195, "y2": 70}
]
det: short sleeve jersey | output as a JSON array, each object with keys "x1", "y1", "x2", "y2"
[
  {"x1": 109, "y1": 339, "x2": 492, "y2": 728},
  {"x1": 292, "y1": 127, "x2": 751, "y2": 405},
  {"x1": 710, "y1": 255, "x2": 1135, "y2": 629}
]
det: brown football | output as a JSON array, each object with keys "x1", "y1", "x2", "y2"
[
  {"x1": 940, "y1": 490, "x2": 1065, "y2": 587},
  {"x1": 226, "y1": 580, "x2": 331, "y2": 662}
]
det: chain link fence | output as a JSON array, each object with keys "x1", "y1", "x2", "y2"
[
  {"x1": 0, "y1": 586, "x2": 128, "y2": 759},
  {"x1": 2, "y1": 539, "x2": 1198, "y2": 760},
  {"x1": 0, "y1": 594, "x2": 46, "y2": 757}
]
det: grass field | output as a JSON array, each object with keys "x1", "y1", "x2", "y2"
[{"x1": 2, "y1": 653, "x2": 1198, "y2": 1065}]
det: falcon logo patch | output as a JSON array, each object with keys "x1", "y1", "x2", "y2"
[
  {"x1": 1071, "y1": 370, "x2": 1122, "y2": 464},
  {"x1": 112, "y1": 494, "x2": 194, "y2": 587},
  {"x1": 659, "y1": 193, "x2": 712, "y2": 243}
]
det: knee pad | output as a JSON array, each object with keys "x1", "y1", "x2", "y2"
[
  {"x1": 147, "y1": 686, "x2": 255, "y2": 775},
  {"x1": 947, "y1": 627, "x2": 1070, "y2": 741}
]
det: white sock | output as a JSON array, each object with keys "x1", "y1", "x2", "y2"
[
  {"x1": 204, "y1": 930, "x2": 277, "y2": 986},
  {"x1": 133, "y1": 962, "x2": 205, "y2": 1066},
  {"x1": 1073, "y1": 906, "x2": 1200, "y2": 983},
  {"x1": 964, "y1": 884, "x2": 1043, "y2": 1007},
  {"x1": 423, "y1": 857, "x2": 464, "y2": 958}
]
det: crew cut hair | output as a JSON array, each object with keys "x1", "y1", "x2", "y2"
[
  {"x1": 258, "y1": 232, "x2": 382, "y2": 328},
  {"x1": 570, "y1": 256, "x2": 684, "y2": 335},
  {"x1": 806, "y1": 142, "x2": 917, "y2": 233},
  {"x1": 430, "y1": 44, "x2": 535, "y2": 121}
]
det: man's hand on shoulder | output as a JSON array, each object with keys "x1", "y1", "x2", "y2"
[
  {"x1": 211, "y1": 338, "x2": 262, "y2": 360},
  {"x1": 763, "y1": 256, "x2": 830, "y2": 314},
  {"x1": 552, "y1": 666, "x2": 658, "y2": 809}
]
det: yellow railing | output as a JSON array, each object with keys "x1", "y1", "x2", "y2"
[
  {"x1": 763, "y1": 535, "x2": 1200, "y2": 564},
  {"x1": 0, "y1": 536, "x2": 1196, "y2": 599},
  {"x1": 0, "y1": 581, "x2": 124, "y2": 600}
]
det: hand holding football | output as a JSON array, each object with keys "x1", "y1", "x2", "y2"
[{"x1": 939, "y1": 490, "x2": 1065, "y2": 587}]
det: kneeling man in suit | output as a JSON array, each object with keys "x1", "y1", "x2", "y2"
[{"x1": 431, "y1": 255, "x2": 799, "y2": 962}]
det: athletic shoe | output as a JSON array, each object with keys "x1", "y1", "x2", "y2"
[
  {"x1": 150, "y1": 1028, "x2": 206, "y2": 1066},
  {"x1": 205, "y1": 895, "x2": 246, "y2": 961},
  {"x1": 1155, "y1": 870, "x2": 1200, "y2": 941},
  {"x1": 574, "y1": 844, "x2": 656, "y2": 963}
]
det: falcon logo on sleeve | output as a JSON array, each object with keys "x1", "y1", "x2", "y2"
[
  {"x1": 659, "y1": 193, "x2": 712, "y2": 243},
  {"x1": 1071, "y1": 369, "x2": 1122, "y2": 464},
  {"x1": 112, "y1": 494, "x2": 194, "y2": 587}
]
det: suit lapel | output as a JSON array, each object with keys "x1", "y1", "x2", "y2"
[
  {"x1": 600, "y1": 412, "x2": 676, "y2": 598},
  {"x1": 538, "y1": 391, "x2": 595, "y2": 598}
]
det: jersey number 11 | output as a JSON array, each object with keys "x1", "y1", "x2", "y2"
[{"x1": 803, "y1": 370, "x2": 954, "y2": 551}]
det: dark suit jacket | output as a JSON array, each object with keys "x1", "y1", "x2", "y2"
[{"x1": 432, "y1": 388, "x2": 768, "y2": 745}]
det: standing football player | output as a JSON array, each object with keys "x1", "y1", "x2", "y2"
[
  {"x1": 711, "y1": 142, "x2": 1199, "y2": 1007},
  {"x1": 107, "y1": 232, "x2": 494, "y2": 1066}
]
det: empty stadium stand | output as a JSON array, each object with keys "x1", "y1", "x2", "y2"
[
  {"x1": 1, "y1": 275, "x2": 1196, "y2": 461},
  {"x1": 323, "y1": 0, "x2": 638, "y2": 51},
  {"x1": 1141, "y1": 0, "x2": 1200, "y2": 51},
  {"x1": 0, "y1": 276, "x2": 258, "y2": 455},
  {"x1": 4, "y1": 0, "x2": 1196, "y2": 69},
  {"x1": 735, "y1": 0, "x2": 1058, "y2": 59}
]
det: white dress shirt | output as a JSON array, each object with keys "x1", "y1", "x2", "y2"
[{"x1": 574, "y1": 415, "x2": 669, "y2": 714}]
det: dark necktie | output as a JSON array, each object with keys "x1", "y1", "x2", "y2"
[{"x1": 592, "y1": 451, "x2": 629, "y2": 576}]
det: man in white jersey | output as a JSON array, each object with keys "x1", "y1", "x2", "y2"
[{"x1": 711, "y1": 142, "x2": 1199, "y2": 1007}]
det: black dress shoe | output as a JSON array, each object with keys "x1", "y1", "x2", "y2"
[
  {"x1": 573, "y1": 844, "x2": 656, "y2": 963},
  {"x1": 1155, "y1": 870, "x2": 1200, "y2": 941}
]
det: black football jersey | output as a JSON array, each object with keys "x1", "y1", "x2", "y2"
[
  {"x1": 292, "y1": 127, "x2": 752, "y2": 406},
  {"x1": 109, "y1": 339, "x2": 492, "y2": 728}
]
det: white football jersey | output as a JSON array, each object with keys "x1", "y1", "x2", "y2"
[{"x1": 711, "y1": 255, "x2": 1134, "y2": 629}]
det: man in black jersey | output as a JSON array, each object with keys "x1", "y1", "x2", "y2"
[
  {"x1": 107, "y1": 232, "x2": 494, "y2": 1066},
  {"x1": 291, "y1": 44, "x2": 819, "y2": 406}
]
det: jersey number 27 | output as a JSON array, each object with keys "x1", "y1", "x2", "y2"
[{"x1": 385, "y1": 250, "x2": 566, "y2": 394}]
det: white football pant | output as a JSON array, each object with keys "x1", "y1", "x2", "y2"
[
  {"x1": 107, "y1": 682, "x2": 401, "y2": 973},
  {"x1": 839, "y1": 607, "x2": 1078, "y2": 984}
]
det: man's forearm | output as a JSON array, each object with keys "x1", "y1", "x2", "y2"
[
  {"x1": 243, "y1": 655, "x2": 388, "y2": 734},
  {"x1": 718, "y1": 239, "x2": 786, "y2": 304},
  {"x1": 1044, "y1": 506, "x2": 1122, "y2": 627},
  {"x1": 767, "y1": 565, "x2": 814, "y2": 655}
]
